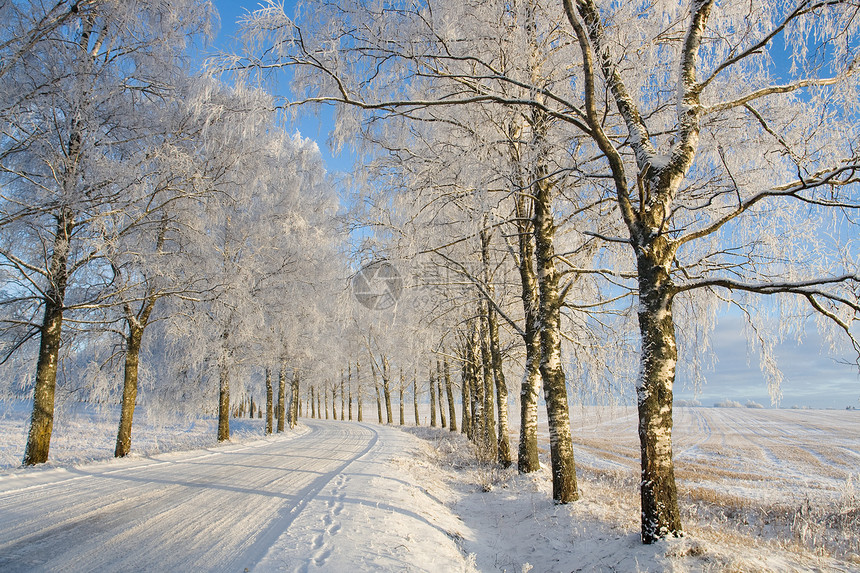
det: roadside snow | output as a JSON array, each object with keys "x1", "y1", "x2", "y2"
[
  {"x1": 407, "y1": 427, "x2": 860, "y2": 573},
  {"x1": 1, "y1": 402, "x2": 858, "y2": 572}
]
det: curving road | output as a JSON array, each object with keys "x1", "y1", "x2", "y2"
[{"x1": 0, "y1": 421, "x2": 472, "y2": 572}]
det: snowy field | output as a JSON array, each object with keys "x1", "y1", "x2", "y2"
[{"x1": 0, "y1": 401, "x2": 858, "y2": 571}]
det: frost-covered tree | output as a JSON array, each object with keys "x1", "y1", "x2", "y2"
[
  {"x1": 179, "y1": 110, "x2": 336, "y2": 441},
  {"x1": 236, "y1": 0, "x2": 859, "y2": 541},
  {"x1": 235, "y1": 0, "x2": 634, "y2": 503},
  {"x1": 562, "y1": 0, "x2": 860, "y2": 541},
  {"x1": 0, "y1": 0, "x2": 217, "y2": 465}
]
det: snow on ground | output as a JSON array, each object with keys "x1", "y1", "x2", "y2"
[
  {"x1": 561, "y1": 406, "x2": 860, "y2": 565},
  {"x1": 410, "y1": 422, "x2": 860, "y2": 572},
  {"x1": 0, "y1": 400, "x2": 267, "y2": 469},
  {"x1": 251, "y1": 423, "x2": 474, "y2": 572},
  {"x1": 0, "y1": 413, "x2": 475, "y2": 572},
  {"x1": 0, "y1": 401, "x2": 858, "y2": 571}
]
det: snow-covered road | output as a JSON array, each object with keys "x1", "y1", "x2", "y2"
[{"x1": 0, "y1": 421, "x2": 474, "y2": 572}]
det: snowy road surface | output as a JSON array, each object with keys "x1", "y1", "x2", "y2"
[{"x1": 0, "y1": 421, "x2": 474, "y2": 572}]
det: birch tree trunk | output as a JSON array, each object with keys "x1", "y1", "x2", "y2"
[
  {"x1": 115, "y1": 287, "x2": 159, "y2": 458},
  {"x1": 534, "y1": 175, "x2": 578, "y2": 503},
  {"x1": 460, "y1": 361, "x2": 471, "y2": 437},
  {"x1": 310, "y1": 386, "x2": 316, "y2": 419},
  {"x1": 399, "y1": 370, "x2": 405, "y2": 425},
  {"x1": 413, "y1": 376, "x2": 420, "y2": 425},
  {"x1": 217, "y1": 361, "x2": 231, "y2": 442},
  {"x1": 265, "y1": 368, "x2": 273, "y2": 434},
  {"x1": 487, "y1": 304, "x2": 511, "y2": 466},
  {"x1": 348, "y1": 365, "x2": 354, "y2": 421},
  {"x1": 23, "y1": 211, "x2": 74, "y2": 465},
  {"x1": 480, "y1": 228, "x2": 512, "y2": 466},
  {"x1": 470, "y1": 342, "x2": 484, "y2": 450},
  {"x1": 114, "y1": 323, "x2": 143, "y2": 457},
  {"x1": 635, "y1": 247, "x2": 682, "y2": 541},
  {"x1": 292, "y1": 372, "x2": 300, "y2": 426},
  {"x1": 382, "y1": 357, "x2": 393, "y2": 424},
  {"x1": 429, "y1": 366, "x2": 437, "y2": 427},
  {"x1": 444, "y1": 359, "x2": 457, "y2": 432},
  {"x1": 375, "y1": 384, "x2": 382, "y2": 422},
  {"x1": 340, "y1": 372, "x2": 345, "y2": 420},
  {"x1": 331, "y1": 384, "x2": 337, "y2": 420},
  {"x1": 356, "y1": 362, "x2": 363, "y2": 422},
  {"x1": 277, "y1": 363, "x2": 287, "y2": 432},
  {"x1": 478, "y1": 304, "x2": 498, "y2": 461},
  {"x1": 436, "y1": 361, "x2": 447, "y2": 429},
  {"x1": 515, "y1": 191, "x2": 542, "y2": 473}
]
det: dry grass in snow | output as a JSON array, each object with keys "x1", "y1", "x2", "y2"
[{"x1": 406, "y1": 408, "x2": 860, "y2": 573}]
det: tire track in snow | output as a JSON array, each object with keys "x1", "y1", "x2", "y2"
[{"x1": 0, "y1": 420, "x2": 378, "y2": 572}]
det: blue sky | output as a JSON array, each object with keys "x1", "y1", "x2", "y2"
[
  {"x1": 209, "y1": 1, "x2": 859, "y2": 409},
  {"x1": 210, "y1": 1, "x2": 353, "y2": 175}
]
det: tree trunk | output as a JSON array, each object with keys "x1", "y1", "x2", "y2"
[
  {"x1": 637, "y1": 253, "x2": 682, "y2": 542},
  {"x1": 399, "y1": 370, "x2": 405, "y2": 425},
  {"x1": 382, "y1": 357, "x2": 393, "y2": 424},
  {"x1": 340, "y1": 371, "x2": 345, "y2": 420},
  {"x1": 114, "y1": 259, "x2": 161, "y2": 458},
  {"x1": 369, "y1": 361, "x2": 383, "y2": 423},
  {"x1": 265, "y1": 368, "x2": 273, "y2": 434},
  {"x1": 480, "y1": 228, "x2": 511, "y2": 466},
  {"x1": 413, "y1": 376, "x2": 420, "y2": 425},
  {"x1": 429, "y1": 366, "x2": 437, "y2": 427},
  {"x1": 469, "y1": 320, "x2": 486, "y2": 454},
  {"x1": 487, "y1": 302, "x2": 512, "y2": 468},
  {"x1": 478, "y1": 305, "x2": 498, "y2": 460},
  {"x1": 114, "y1": 323, "x2": 143, "y2": 457},
  {"x1": 436, "y1": 361, "x2": 447, "y2": 429},
  {"x1": 356, "y1": 362, "x2": 363, "y2": 422},
  {"x1": 331, "y1": 385, "x2": 337, "y2": 420},
  {"x1": 534, "y1": 177, "x2": 578, "y2": 503},
  {"x1": 348, "y1": 365, "x2": 354, "y2": 421},
  {"x1": 444, "y1": 359, "x2": 457, "y2": 432},
  {"x1": 277, "y1": 363, "x2": 287, "y2": 432},
  {"x1": 311, "y1": 386, "x2": 316, "y2": 419},
  {"x1": 375, "y1": 384, "x2": 382, "y2": 422},
  {"x1": 324, "y1": 386, "x2": 329, "y2": 419},
  {"x1": 218, "y1": 365, "x2": 230, "y2": 442},
  {"x1": 515, "y1": 194, "x2": 542, "y2": 473},
  {"x1": 291, "y1": 371, "x2": 300, "y2": 427},
  {"x1": 24, "y1": 211, "x2": 73, "y2": 466},
  {"x1": 460, "y1": 357, "x2": 471, "y2": 438}
]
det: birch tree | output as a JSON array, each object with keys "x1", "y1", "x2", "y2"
[
  {"x1": 0, "y1": 0, "x2": 216, "y2": 464},
  {"x1": 238, "y1": 0, "x2": 859, "y2": 540},
  {"x1": 562, "y1": 0, "x2": 860, "y2": 541}
]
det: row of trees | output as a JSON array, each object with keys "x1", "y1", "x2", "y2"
[
  {"x1": 0, "y1": 1, "x2": 341, "y2": 464},
  {"x1": 2, "y1": 0, "x2": 857, "y2": 549},
  {"x1": 235, "y1": 0, "x2": 860, "y2": 544},
  {"x1": 297, "y1": 360, "x2": 459, "y2": 429}
]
